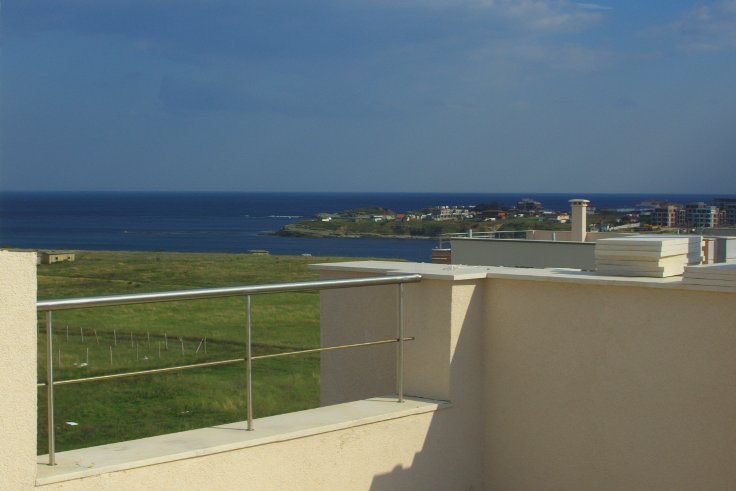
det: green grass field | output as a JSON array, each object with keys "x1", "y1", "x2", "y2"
[{"x1": 36, "y1": 251, "x2": 381, "y2": 454}]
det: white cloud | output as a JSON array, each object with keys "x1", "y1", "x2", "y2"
[
  {"x1": 575, "y1": 3, "x2": 612, "y2": 11},
  {"x1": 377, "y1": 0, "x2": 607, "y2": 33},
  {"x1": 502, "y1": 1, "x2": 600, "y2": 31},
  {"x1": 661, "y1": 0, "x2": 736, "y2": 52}
]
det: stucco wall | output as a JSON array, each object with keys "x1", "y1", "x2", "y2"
[
  {"x1": 320, "y1": 272, "x2": 485, "y2": 487},
  {"x1": 316, "y1": 262, "x2": 736, "y2": 490},
  {"x1": 0, "y1": 251, "x2": 38, "y2": 490},
  {"x1": 39, "y1": 409, "x2": 480, "y2": 491},
  {"x1": 5, "y1": 256, "x2": 735, "y2": 490},
  {"x1": 483, "y1": 279, "x2": 736, "y2": 490}
]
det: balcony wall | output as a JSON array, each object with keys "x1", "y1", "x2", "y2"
[
  {"x1": 1, "y1": 252, "x2": 481, "y2": 490},
  {"x1": 2, "y1": 252, "x2": 736, "y2": 490},
  {"x1": 0, "y1": 252, "x2": 38, "y2": 490},
  {"x1": 314, "y1": 260, "x2": 736, "y2": 491},
  {"x1": 482, "y1": 277, "x2": 736, "y2": 490}
]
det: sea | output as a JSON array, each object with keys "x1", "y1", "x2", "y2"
[{"x1": 0, "y1": 192, "x2": 732, "y2": 263}]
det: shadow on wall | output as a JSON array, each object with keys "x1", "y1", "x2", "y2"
[{"x1": 368, "y1": 281, "x2": 486, "y2": 490}]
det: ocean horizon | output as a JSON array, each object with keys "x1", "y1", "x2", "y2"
[{"x1": 2, "y1": 191, "x2": 734, "y2": 262}]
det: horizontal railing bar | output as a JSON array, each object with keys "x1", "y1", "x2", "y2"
[
  {"x1": 36, "y1": 337, "x2": 415, "y2": 387},
  {"x1": 36, "y1": 358, "x2": 246, "y2": 387},
  {"x1": 252, "y1": 337, "x2": 415, "y2": 360},
  {"x1": 37, "y1": 274, "x2": 422, "y2": 311},
  {"x1": 441, "y1": 230, "x2": 533, "y2": 237}
]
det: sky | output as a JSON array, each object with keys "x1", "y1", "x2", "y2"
[{"x1": 1, "y1": 0, "x2": 735, "y2": 193}]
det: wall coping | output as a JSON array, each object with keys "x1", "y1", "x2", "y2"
[
  {"x1": 36, "y1": 396, "x2": 448, "y2": 486},
  {"x1": 311, "y1": 261, "x2": 736, "y2": 293}
]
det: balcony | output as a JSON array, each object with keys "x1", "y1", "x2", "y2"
[{"x1": 2, "y1": 250, "x2": 736, "y2": 490}]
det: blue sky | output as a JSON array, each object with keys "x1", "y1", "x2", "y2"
[{"x1": 1, "y1": 0, "x2": 735, "y2": 193}]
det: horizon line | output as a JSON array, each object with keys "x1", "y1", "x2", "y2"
[{"x1": 2, "y1": 190, "x2": 735, "y2": 196}]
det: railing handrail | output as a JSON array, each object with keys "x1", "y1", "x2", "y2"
[
  {"x1": 38, "y1": 273, "x2": 421, "y2": 465},
  {"x1": 37, "y1": 274, "x2": 422, "y2": 311},
  {"x1": 435, "y1": 230, "x2": 532, "y2": 248},
  {"x1": 438, "y1": 230, "x2": 534, "y2": 238}
]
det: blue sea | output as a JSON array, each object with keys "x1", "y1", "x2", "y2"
[{"x1": 0, "y1": 192, "x2": 732, "y2": 262}]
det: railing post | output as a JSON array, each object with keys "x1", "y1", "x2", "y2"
[
  {"x1": 46, "y1": 311, "x2": 56, "y2": 465},
  {"x1": 246, "y1": 295, "x2": 254, "y2": 430},
  {"x1": 397, "y1": 283, "x2": 405, "y2": 403}
]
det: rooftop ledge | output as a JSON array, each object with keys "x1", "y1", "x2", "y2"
[
  {"x1": 311, "y1": 261, "x2": 736, "y2": 294},
  {"x1": 36, "y1": 396, "x2": 448, "y2": 486}
]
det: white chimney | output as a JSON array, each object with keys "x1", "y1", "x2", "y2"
[{"x1": 569, "y1": 199, "x2": 590, "y2": 242}]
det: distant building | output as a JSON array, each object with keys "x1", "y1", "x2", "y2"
[
  {"x1": 515, "y1": 198, "x2": 542, "y2": 212},
  {"x1": 39, "y1": 251, "x2": 75, "y2": 264},
  {"x1": 541, "y1": 211, "x2": 569, "y2": 223},
  {"x1": 432, "y1": 206, "x2": 474, "y2": 221},
  {"x1": 481, "y1": 209, "x2": 507, "y2": 220},
  {"x1": 246, "y1": 250, "x2": 269, "y2": 255},
  {"x1": 679, "y1": 202, "x2": 720, "y2": 229},
  {"x1": 649, "y1": 205, "x2": 681, "y2": 227},
  {"x1": 714, "y1": 198, "x2": 736, "y2": 226},
  {"x1": 635, "y1": 200, "x2": 668, "y2": 211}
]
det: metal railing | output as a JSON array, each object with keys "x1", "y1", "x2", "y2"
[{"x1": 37, "y1": 274, "x2": 422, "y2": 466}]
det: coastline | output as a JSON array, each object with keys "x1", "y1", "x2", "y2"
[
  {"x1": 6, "y1": 192, "x2": 734, "y2": 262},
  {"x1": 272, "y1": 227, "x2": 436, "y2": 240}
]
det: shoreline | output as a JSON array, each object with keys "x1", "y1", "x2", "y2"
[{"x1": 271, "y1": 229, "x2": 437, "y2": 240}]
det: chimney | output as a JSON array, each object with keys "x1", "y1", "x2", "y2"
[{"x1": 569, "y1": 199, "x2": 590, "y2": 242}]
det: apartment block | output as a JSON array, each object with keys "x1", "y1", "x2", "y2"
[
  {"x1": 678, "y1": 202, "x2": 720, "y2": 228},
  {"x1": 714, "y1": 198, "x2": 736, "y2": 226},
  {"x1": 649, "y1": 205, "x2": 680, "y2": 227}
]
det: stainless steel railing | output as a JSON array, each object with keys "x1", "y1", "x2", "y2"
[
  {"x1": 436, "y1": 230, "x2": 532, "y2": 248},
  {"x1": 37, "y1": 273, "x2": 422, "y2": 466}
]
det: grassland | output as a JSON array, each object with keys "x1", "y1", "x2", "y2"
[{"x1": 36, "y1": 250, "x2": 381, "y2": 454}]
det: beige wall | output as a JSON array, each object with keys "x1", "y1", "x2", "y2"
[
  {"x1": 320, "y1": 272, "x2": 486, "y2": 488},
  {"x1": 4, "y1": 254, "x2": 736, "y2": 490},
  {"x1": 483, "y1": 279, "x2": 736, "y2": 490},
  {"x1": 317, "y1": 263, "x2": 736, "y2": 490},
  {"x1": 39, "y1": 410, "x2": 481, "y2": 491},
  {"x1": 0, "y1": 251, "x2": 38, "y2": 490}
]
